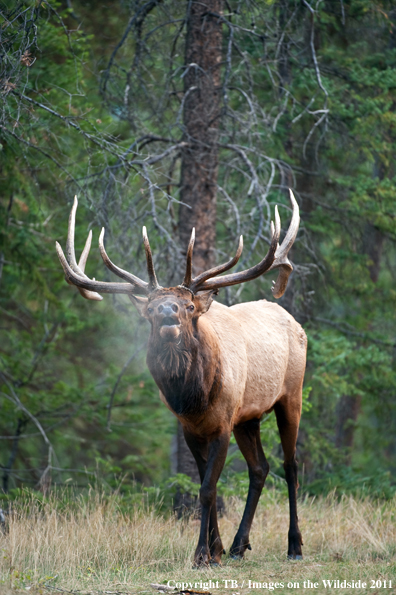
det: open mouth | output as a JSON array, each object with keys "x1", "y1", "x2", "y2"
[{"x1": 160, "y1": 316, "x2": 180, "y2": 327}]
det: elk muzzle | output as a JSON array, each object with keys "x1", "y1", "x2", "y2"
[{"x1": 157, "y1": 303, "x2": 181, "y2": 341}]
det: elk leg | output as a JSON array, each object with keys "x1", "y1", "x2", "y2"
[
  {"x1": 229, "y1": 418, "x2": 269, "y2": 559},
  {"x1": 274, "y1": 397, "x2": 303, "y2": 559},
  {"x1": 182, "y1": 430, "x2": 224, "y2": 563},
  {"x1": 184, "y1": 429, "x2": 230, "y2": 566}
]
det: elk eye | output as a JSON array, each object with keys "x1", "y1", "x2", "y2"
[
  {"x1": 147, "y1": 307, "x2": 153, "y2": 314},
  {"x1": 187, "y1": 304, "x2": 194, "y2": 312}
]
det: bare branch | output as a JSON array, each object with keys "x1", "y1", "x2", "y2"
[{"x1": 0, "y1": 374, "x2": 54, "y2": 478}]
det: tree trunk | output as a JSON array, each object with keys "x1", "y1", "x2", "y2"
[
  {"x1": 174, "y1": 0, "x2": 224, "y2": 512},
  {"x1": 362, "y1": 223, "x2": 384, "y2": 283},
  {"x1": 2, "y1": 417, "x2": 26, "y2": 493},
  {"x1": 335, "y1": 394, "x2": 361, "y2": 463},
  {"x1": 178, "y1": 0, "x2": 223, "y2": 271}
]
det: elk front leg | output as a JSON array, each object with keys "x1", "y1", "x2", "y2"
[
  {"x1": 274, "y1": 396, "x2": 303, "y2": 559},
  {"x1": 229, "y1": 418, "x2": 269, "y2": 559},
  {"x1": 184, "y1": 429, "x2": 230, "y2": 566}
]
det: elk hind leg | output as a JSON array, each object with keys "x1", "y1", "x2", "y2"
[
  {"x1": 274, "y1": 395, "x2": 303, "y2": 559},
  {"x1": 229, "y1": 418, "x2": 269, "y2": 559}
]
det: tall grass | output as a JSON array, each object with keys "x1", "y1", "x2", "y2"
[{"x1": 1, "y1": 490, "x2": 396, "y2": 593}]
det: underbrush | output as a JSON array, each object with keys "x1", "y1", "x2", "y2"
[{"x1": 1, "y1": 489, "x2": 396, "y2": 594}]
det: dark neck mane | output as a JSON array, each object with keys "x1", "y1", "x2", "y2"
[{"x1": 146, "y1": 321, "x2": 222, "y2": 418}]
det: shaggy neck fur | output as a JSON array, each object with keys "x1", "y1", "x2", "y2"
[{"x1": 146, "y1": 319, "x2": 222, "y2": 418}]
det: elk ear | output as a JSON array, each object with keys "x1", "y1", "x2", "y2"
[
  {"x1": 194, "y1": 290, "x2": 216, "y2": 315},
  {"x1": 129, "y1": 295, "x2": 149, "y2": 317}
]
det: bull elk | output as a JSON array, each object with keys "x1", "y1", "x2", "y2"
[{"x1": 56, "y1": 190, "x2": 306, "y2": 566}]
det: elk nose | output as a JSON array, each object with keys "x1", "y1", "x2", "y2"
[{"x1": 158, "y1": 303, "x2": 179, "y2": 315}]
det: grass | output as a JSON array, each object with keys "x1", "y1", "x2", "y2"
[{"x1": 1, "y1": 490, "x2": 396, "y2": 595}]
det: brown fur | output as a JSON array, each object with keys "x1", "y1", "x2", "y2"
[
  {"x1": 131, "y1": 288, "x2": 307, "y2": 566},
  {"x1": 156, "y1": 340, "x2": 192, "y2": 377}
]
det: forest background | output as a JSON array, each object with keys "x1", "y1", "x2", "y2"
[{"x1": 1, "y1": 0, "x2": 396, "y2": 507}]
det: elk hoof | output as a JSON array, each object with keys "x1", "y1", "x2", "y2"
[
  {"x1": 209, "y1": 548, "x2": 225, "y2": 566},
  {"x1": 229, "y1": 538, "x2": 251, "y2": 559},
  {"x1": 193, "y1": 548, "x2": 211, "y2": 568}
]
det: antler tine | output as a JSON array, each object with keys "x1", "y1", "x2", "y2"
[
  {"x1": 189, "y1": 235, "x2": 243, "y2": 291},
  {"x1": 66, "y1": 196, "x2": 80, "y2": 272},
  {"x1": 276, "y1": 189, "x2": 299, "y2": 260},
  {"x1": 269, "y1": 189, "x2": 300, "y2": 299},
  {"x1": 63, "y1": 197, "x2": 102, "y2": 301},
  {"x1": 78, "y1": 229, "x2": 92, "y2": 274},
  {"x1": 74, "y1": 230, "x2": 103, "y2": 300},
  {"x1": 99, "y1": 228, "x2": 149, "y2": 294},
  {"x1": 142, "y1": 226, "x2": 161, "y2": 292},
  {"x1": 274, "y1": 204, "x2": 281, "y2": 239},
  {"x1": 182, "y1": 228, "x2": 195, "y2": 287}
]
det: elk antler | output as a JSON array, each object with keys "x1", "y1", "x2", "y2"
[
  {"x1": 98, "y1": 228, "x2": 150, "y2": 291},
  {"x1": 56, "y1": 196, "x2": 153, "y2": 299},
  {"x1": 181, "y1": 228, "x2": 244, "y2": 290},
  {"x1": 268, "y1": 189, "x2": 300, "y2": 299},
  {"x1": 142, "y1": 226, "x2": 161, "y2": 291},
  {"x1": 182, "y1": 227, "x2": 196, "y2": 288},
  {"x1": 184, "y1": 206, "x2": 280, "y2": 293},
  {"x1": 57, "y1": 193, "x2": 299, "y2": 301},
  {"x1": 183, "y1": 190, "x2": 299, "y2": 296}
]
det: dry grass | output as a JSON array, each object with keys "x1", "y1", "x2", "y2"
[{"x1": 1, "y1": 491, "x2": 396, "y2": 595}]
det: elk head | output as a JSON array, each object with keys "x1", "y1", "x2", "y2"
[{"x1": 55, "y1": 191, "x2": 300, "y2": 326}]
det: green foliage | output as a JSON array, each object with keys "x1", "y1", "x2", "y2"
[
  {"x1": 299, "y1": 328, "x2": 396, "y2": 495},
  {"x1": 0, "y1": 2, "x2": 174, "y2": 492},
  {"x1": 1, "y1": 0, "x2": 396, "y2": 504}
]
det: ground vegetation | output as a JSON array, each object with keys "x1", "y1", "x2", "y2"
[{"x1": 0, "y1": 0, "x2": 395, "y2": 504}]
